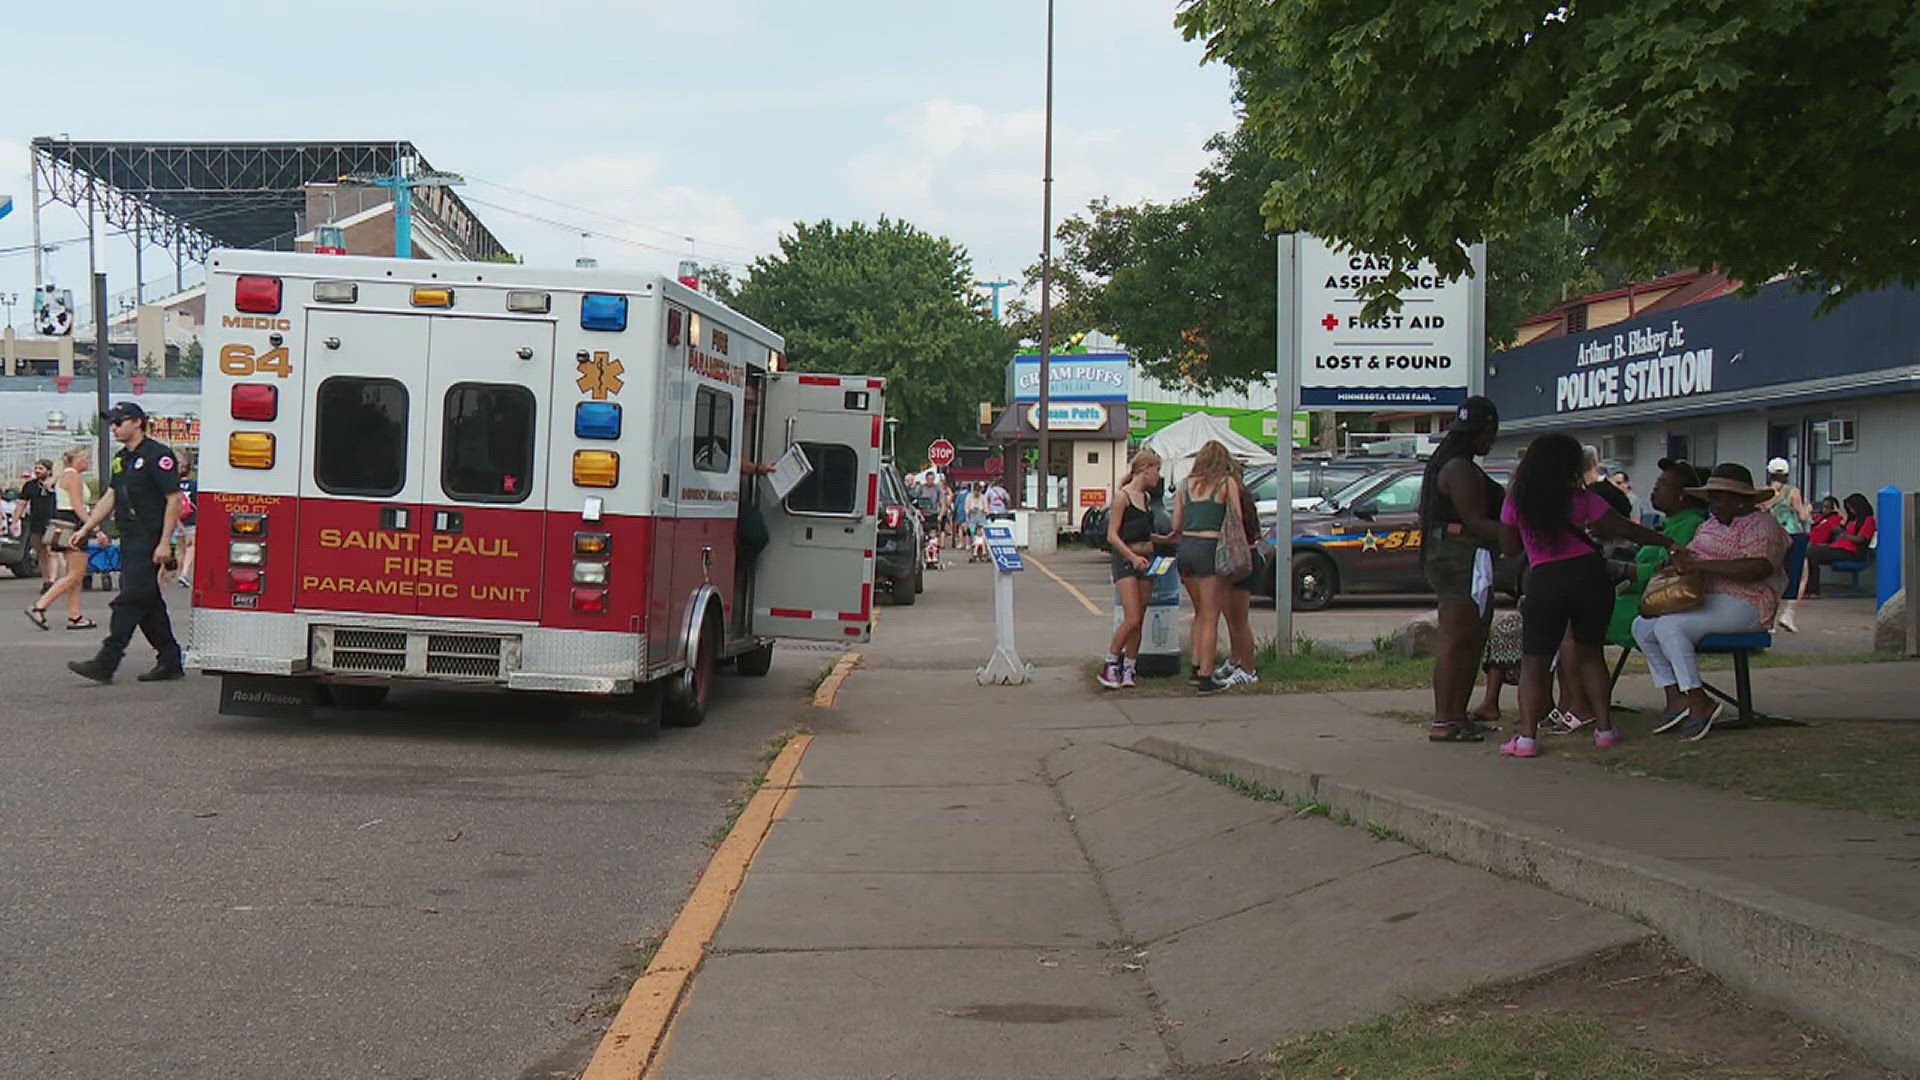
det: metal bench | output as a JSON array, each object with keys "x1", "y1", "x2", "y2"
[
  {"x1": 1829, "y1": 548, "x2": 1875, "y2": 597},
  {"x1": 1609, "y1": 631, "x2": 1774, "y2": 726}
]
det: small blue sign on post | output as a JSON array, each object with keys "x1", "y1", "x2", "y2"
[{"x1": 984, "y1": 522, "x2": 1023, "y2": 573}]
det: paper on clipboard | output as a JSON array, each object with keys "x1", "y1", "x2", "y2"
[{"x1": 767, "y1": 444, "x2": 814, "y2": 501}]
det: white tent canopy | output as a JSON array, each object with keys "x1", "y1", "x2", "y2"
[{"x1": 1141, "y1": 412, "x2": 1276, "y2": 486}]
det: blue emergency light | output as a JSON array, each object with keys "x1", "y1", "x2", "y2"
[
  {"x1": 575, "y1": 402, "x2": 622, "y2": 439},
  {"x1": 581, "y1": 293, "x2": 628, "y2": 331}
]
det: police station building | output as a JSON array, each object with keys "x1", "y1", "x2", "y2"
[{"x1": 1485, "y1": 276, "x2": 1920, "y2": 510}]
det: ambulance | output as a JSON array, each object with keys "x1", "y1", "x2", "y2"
[{"x1": 188, "y1": 250, "x2": 883, "y2": 728}]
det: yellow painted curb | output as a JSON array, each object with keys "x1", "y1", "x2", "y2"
[
  {"x1": 1026, "y1": 553, "x2": 1102, "y2": 617},
  {"x1": 812, "y1": 650, "x2": 861, "y2": 709},
  {"x1": 579, "y1": 731, "x2": 816, "y2": 1080}
]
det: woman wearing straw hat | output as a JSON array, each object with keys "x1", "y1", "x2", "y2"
[{"x1": 1631, "y1": 463, "x2": 1789, "y2": 742}]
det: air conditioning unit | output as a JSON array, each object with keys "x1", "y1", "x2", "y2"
[
  {"x1": 1599, "y1": 434, "x2": 1633, "y2": 465},
  {"x1": 1820, "y1": 418, "x2": 1856, "y2": 447}
]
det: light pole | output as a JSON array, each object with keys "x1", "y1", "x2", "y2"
[
  {"x1": 0, "y1": 292, "x2": 16, "y2": 328},
  {"x1": 1035, "y1": 0, "x2": 1056, "y2": 515}
]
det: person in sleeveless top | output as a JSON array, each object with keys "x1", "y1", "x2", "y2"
[
  {"x1": 1097, "y1": 449, "x2": 1168, "y2": 689},
  {"x1": 1419, "y1": 397, "x2": 1504, "y2": 742},
  {"x1": 1172, "y1": 441, "x2": 1240, "y2": 695},
  {"x1": 26, "y1": 446, "x2": 94, "y2": 631}
]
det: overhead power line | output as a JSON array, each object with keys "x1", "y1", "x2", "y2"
[
  {"x1": 464, "y1": 174, "x2": 760, "y2": 257},
  {"x1": 461, "y1": 196, "x2": 746, "y2": 268}
]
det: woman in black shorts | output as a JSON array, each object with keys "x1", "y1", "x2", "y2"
[
  {"x1": 1419, "y1": 397, "x2": 1504, "y2": 741},
  {"x1": 1172, "y1": 441, "x2": 1240, "y2": 694},
  {"x1": 1499, "y1": 433, "x2": 1676, "y2": 758},
  {"x1": 1098, "y1": 449, "x2": 1165, "y2": 689},
  {"x1": 1217, "y1": 459, "x2": 1265, "y2": 688}
]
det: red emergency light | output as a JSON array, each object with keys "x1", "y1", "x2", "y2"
[
  {"x1": 231, "y1": 383, "x2": 279, "y2": 421},
  {"x1": 571, "y1": 587, "x2": 608, "y2": 614},
  {"x1": 234, "y1": 275, "x2": 282, "y2": 315},
  {"x1": 228, "y1": 568, "x2": 264, "y2": 594}
]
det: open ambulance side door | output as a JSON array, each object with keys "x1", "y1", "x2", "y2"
[{"x1": 750, "y1": 373, "x2": 883, "y2": 643}]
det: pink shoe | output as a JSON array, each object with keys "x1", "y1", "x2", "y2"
[
  {"x1": 1594, "y1": 729, "x2": 1620, "y2": 748},
  {"x1": 1096, "y1": 660, "x2": 1123, "y2": 689},
  {"x1": 1500, "y1": 736, "x2": 1539, "y2": 758}
]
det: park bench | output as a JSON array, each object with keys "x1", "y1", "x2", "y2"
[{"x1": 1608, "y1": 631, "x2": 1774, "y2": 726}]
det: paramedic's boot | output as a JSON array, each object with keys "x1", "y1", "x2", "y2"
[
  {"x1": 137, "y1": 662, "x2": 185, "y2": 682},
  {"x1": 67, "y1": 657, "x2": 114, "y2": 684}
]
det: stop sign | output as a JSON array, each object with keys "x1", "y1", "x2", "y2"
[{"x1": 927, "y1": 438, "x2": 956, "y2": 467}]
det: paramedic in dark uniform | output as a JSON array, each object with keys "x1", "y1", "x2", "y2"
[{"x1": 66, "y1": 402, "x2": 186, "y2": 683}]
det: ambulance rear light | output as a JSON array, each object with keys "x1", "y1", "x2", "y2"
[
  {"x1": 570, "y1": 587, "x2": 608, "y2": 614},
  {"x1": 574, "y1": 402, "x2": 622, "y2": 440},
  {"x1": 581, "y1": 293, "x2": 628, "y2": 332},
  {"x1": 227, "y1": 568, "x2": 264, "y2": 594},
  {"x1": 312, "y1": 281, "x2": 358, "y2": 304},
  {"x1": 572, "y1": 450, "x2": 620, "y2": 488},
  {"x1": 234, "y1": 275, "x2": 282, "y2": 314},
  {"x1": 231, "y1": 383, "x2": 279, "y2": 421},
  {"x1": 228, "y1": 541, "x2": 265, "y2": 566},
  {"x1": 411, "y1": 286, "x2": 455, "y2": 308},
  {"x1": 506, "y1": 290, "x2": 551, "y2": 314},
  {"x1": 230, "y1": 513, "x2": 267, "y2": 537},
  {"x1": 572, "y1": 560, "x2": 608, "y2": 586},
  {"x1": 574, "y1": 531, "x2": 612, "y2": 556},
  {"x1": 228, "y1": 432, "x2": 276, "y2": 470}
]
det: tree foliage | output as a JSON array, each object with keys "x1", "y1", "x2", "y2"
[
  {"x1": 1176, "y1": 0, "x2": 1920, "y2": 307},
  {"x1": 727, "y1": 219, "x2": 1016, "y2": 462}
]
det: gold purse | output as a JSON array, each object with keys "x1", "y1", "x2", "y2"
[{"x1": 1639, "y1": 569, "x2": 1706, "y2": 617}]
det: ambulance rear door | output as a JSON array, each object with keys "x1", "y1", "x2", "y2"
[
  {"x1": 295, "y1": 309, "x2": 431, "y2": 616},
  {"x1": 751, "y1": 373, "x2": 882, "y2": 643},
  {"x1": 417, "y1": 315, "x2": 554, "y2": 622}
]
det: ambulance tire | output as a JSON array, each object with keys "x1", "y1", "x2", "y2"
[
  {"x1": 329, "y1": 684, "x2": 390, "y2": 709},
  {"x1": 664, "y1": 616, "x2": 720, "y2": 728},
  {"x1": 735, "y1": 642, "x2": 775, "y2": 677},
  {"x1": 892, "y1": 573, "x2": 917, "y2": 606}
]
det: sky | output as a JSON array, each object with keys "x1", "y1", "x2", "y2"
[{"x1": 0, "y1": 0, "x2": 1237, "y2": 321}]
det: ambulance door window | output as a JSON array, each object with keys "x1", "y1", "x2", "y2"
[
  {"x1": 785, "y1": 443, "x2": 859, "y2": 516},
  {"x1": 691, "y1": 386, "x2": 734, "y2": 475},
  {"x1": 441, "y1": 383, "x2": 536, "y2": 503},
  {"x1": 314, "y1": 376, "x2": 409, "y2": 497}
]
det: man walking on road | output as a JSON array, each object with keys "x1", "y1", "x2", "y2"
[
  {"x1": 66, "y1": 403, "x2": 186, "y2": 684},
  {"x1": 11, "y1": 459, "x2": 57, "y2": 588}
]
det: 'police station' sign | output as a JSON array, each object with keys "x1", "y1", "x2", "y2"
[
  {"x1": 1296, "y1": 236, "x2": 1480, "y2": 408},
  {"x1": 1556, "y1": 319, "x2": 1714, "y2": 413}
]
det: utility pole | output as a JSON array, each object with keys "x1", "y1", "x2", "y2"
[
  {"x1": 1035, "y1": 0, "x2": 1056, "y2": 515},
  {"x1": 975, "y1": 279, "x2": 1014, "y2": 321},
  {"x1": 339, "y1": 150, "x2": 464, "y2": 259}
]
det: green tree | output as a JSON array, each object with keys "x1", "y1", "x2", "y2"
[
  {"x1": 727, "y1": 218, "x2": 1016, "y2": 463},
  {"x1": 1177, "y1": 0, "x2": 1920, "y2": 308},
  {"x1": 176, "y1": 339, "x2": 203, "y2": 379}
]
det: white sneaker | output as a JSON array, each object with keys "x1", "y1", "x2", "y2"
[{"x1": 1777, "y1": 604, "x2": 1798, "y2": 632}]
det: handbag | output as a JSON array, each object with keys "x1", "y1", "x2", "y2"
[
  {"x1": 1214, "y1": 485, "x2": 1254, "y2": 580},
  {"x1": 1639, "y1": 568, "x2": 1707, "y2": 617},
  {"x1": 43, "y1": 521, "x2": 77, "y2": 553}
]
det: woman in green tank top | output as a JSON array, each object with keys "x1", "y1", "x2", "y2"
[
  {"x1": 1171, "y1": 442, "x2": 1239, "y2": 695},
  {"x1": 1762, "y1": 458, "x2": 1811, "y2": 630}
]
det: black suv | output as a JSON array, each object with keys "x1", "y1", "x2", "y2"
[{"x1": 874, "y1": 462, "x2": 926, "y2": 605}]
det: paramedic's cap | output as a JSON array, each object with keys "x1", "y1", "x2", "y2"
[
  {"x1": 103, "y1": 402, "x2": 148, "y2": 425},
  {"x1": 1451, "y1": 396, "x2": 1498, "y2": 433},
  {"x1": 1766, "y1": 457, "x2": 1791, "y2": 476}
]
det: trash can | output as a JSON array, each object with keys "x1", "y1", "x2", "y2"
[{"x1": 1111, "y1": 562, "x2": 1184, "y2": 678}]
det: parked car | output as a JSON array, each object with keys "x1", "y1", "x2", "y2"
[
  {"x1": 1248, "y1": 455, "x2": 1424, "y2": 518},
  {"x1": 874, "y1": 462, "x2": 926, "y2": 604},
  {"x1": 1259, "y1": 462, "x2": 1514, "y2": 610},
  {"x1": 0, "y1": 527, "x2": 34, "y2": 581}
]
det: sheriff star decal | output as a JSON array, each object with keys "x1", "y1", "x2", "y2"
[
  {"x1": 576, "y1": 350, "x2": 625, "y2": 400},
  {"x1": 1360, "y1": 530, "x2": 1379, "y2": 551}
]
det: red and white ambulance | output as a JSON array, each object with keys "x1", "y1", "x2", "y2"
[{"x1": 188, "y1": 250, "x2": 882, "y2": 727}]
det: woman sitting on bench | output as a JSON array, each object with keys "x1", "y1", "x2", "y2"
[
  {"x1": 1632, "y1": 464, "x2": 1788, "y2": 742},
  {"x1": 1802, "y1": 492, "x2": 1876, "y2": 597}
]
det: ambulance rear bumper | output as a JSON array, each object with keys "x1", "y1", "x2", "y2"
[{"x1": 189, "y1": 609, "x2": 646, "y2": 694}]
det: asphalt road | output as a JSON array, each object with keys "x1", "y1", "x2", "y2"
[{"x1": 0, "y1": 574, "x2": 837, "y2": 1079}]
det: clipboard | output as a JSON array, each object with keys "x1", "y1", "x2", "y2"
[{"x1": 767, "y1": 443, "x2": 814, "y2": 502}]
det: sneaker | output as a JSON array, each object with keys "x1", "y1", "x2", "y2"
[
  {"x1": 67, "y1": 658, "x2": 113, "y2": 684},
  {"x1": 1651, "y1": 708, "x2": 1689, "y2": 734},
  {"x1": 1120, "y1": 664, "x2": 1137, "y2": 689},
  {"x1": 1096, "y1": 660, "x2": 1123, "y2": 689},
  {"x1": 1192, "y1": 673, "x2": 1230, "y2": 695},
  {"x1": 1777, "y1": 605, "x2": 1798, "y2": 632},
  {"x1": 1679, "y1": 704, "x2": 1722, "y2": 742},
  {"x1": 1594, "y1": 729, "x2": 1621, "y2": 748},
  {"x1": 1500, "y1": 735, "x2": 1539, "y2": 758}
]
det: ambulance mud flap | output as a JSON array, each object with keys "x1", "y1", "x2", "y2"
[{"x1": 219, "y1": 674, "x2": 323, "y2": 719}]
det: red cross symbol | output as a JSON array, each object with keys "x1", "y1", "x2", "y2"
[{"x1": 1321, "y1": 313, "x2": 1340, "y2": 331}]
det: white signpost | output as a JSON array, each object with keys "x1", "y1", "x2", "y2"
[
  {"x1": 976, "y1": 522, "x2": 1034, "y2": 685},
  {"x1": 1274, "y1": 234, "x2": 1485, "y2": 653}
]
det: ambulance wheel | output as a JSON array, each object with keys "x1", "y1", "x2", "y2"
[
  {"x1": 329, "y1": 684, "x2": 390, "y2": 709},
  {"x1": 891, "y1": 574, "x2": 917, "y2": 606},
  {"x1": 664, "y1": 618, "x2": 719, "y2": 727},
  {"x1": 735, "y1": 642, "x2": 775, "y2": 677}
]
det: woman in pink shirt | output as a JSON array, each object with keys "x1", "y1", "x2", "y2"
[
  {"x1": 1633, "y1": 463, "x2": 1789, "y2": 741},
  {"x1": 1499, "y1": 434, "x2": 1677, "y2": 759}
]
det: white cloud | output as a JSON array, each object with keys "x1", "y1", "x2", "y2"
[
  {"x1": 479, "y1": 153, "x2": 786, "y2": 275},
  {"x1": 844, "y1": 97, "x2": 1222, "y2": 280}
]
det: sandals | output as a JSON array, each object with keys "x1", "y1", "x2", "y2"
[
  {"x1": 67, "y1": 616, "x2": 97, "y2": 630},
  {"x1": 25, "y1": 608, "x2": 48, "y2": 630},
  {"x1": 1429, "y1": 719, "x2": 1490, "y2": 743}
]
